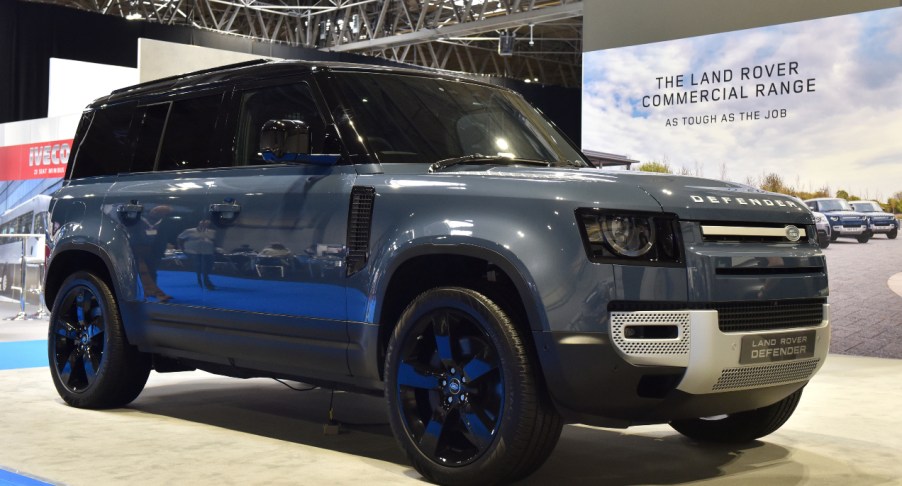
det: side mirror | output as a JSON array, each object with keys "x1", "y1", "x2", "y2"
[{"x1": 260, "y1": 119, "x2": 311, "y2": 162}]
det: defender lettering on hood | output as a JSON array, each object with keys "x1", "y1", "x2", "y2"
[{"x1": 690, "y1": 195, "x2": 800, "y2": 208}]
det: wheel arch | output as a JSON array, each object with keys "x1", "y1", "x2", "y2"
[
  {"x1": 371, "y1": 241, "x2": 549, "y2": 380},
  {"x1": 45, "y1": 244, "x2": 119, "y2": 314}
]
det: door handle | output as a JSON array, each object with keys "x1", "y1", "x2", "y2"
[
  {"x1": 118, "y1": 200, "x2": 144, "y2": 222},
  {"x1": 209, "y1": 200, "x2": 241, "y2": 224}
]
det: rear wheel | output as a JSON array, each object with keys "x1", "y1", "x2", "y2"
[
  {"x1": 670, "y1": 388, "x2": 803, "y2": 443},
  {"x1": 48, "y1": 271, "x2": 151, "y2": 408},
  {"x1": 385, "y1": 287, "x2": 561, "y2": 485}
]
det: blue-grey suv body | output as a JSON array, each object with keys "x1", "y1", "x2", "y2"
[
  {"x1": 804, "y1": 197, "x2": 870, "y2": 243},
  {"x1": 45, "y1": 60, "x2": 830, "y2": 485},
  {"x1": 849, "y1": 200, "x2": 898, "y2": 239}
]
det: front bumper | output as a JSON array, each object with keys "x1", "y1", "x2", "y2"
[
  {"x1": 610, "y1": 308, "x2": 829, "y2": 394},
  {"x1": 536, "y1": 306, "x2": 830, "y2": 426},
  {"x1": 832, "y1": 225, "x2": 866, "y2": 235},
  {"x1": 869, "y1": 223, "x2": 895, "y2": 233}
]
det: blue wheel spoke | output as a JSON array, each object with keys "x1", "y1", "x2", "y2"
[
  {"x1": 433, "y1": 314, "x2": 455, "y2": 365},
  {"x1": 461, "y1": 410, "x2": 493, "y2": 451},
  {"x1": 85, "y1": 323, "x2": 103, "y2": 340},
  {"x1": 60, "y1": 349, "x2": 78, "y2": 388},
  {"x1": 418, "y1": 416, "x2": 446, "y2": 458},
  {"x1": 83, "y1": 349, "x2": 98, "y2": 383},
  {"x1": 76, "y1": 290, "x2": 94, "y2": 326},
  {"x1": 56, "y1": 320, "x2": 78, "y2": 339},
  {"x1": 398, "y1": 362, "x2": 439, "y2": 390},
  {"x1": 462, "y1": 356, "x2": 496, "y2": 383}
]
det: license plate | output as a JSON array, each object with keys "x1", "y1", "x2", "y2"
[{"x1": 740, "y1": 330, "x2": 816, "y2": 365}]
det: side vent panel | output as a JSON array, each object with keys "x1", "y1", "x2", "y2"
[{"x1": 346, "y1": 186, "x2": 376, "y2": 276}]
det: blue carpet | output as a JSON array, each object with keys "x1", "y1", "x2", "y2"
[
  {"x1": 0, "y1": 469, "x2": 51, "y2": 486},
  {"x1": 0, "y1": 340, "x2": 47, "y2": 370}
]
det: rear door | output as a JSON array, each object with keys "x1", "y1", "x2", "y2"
[{"x1": 102, "y1": 90, "x2": 230, "y2": 345}]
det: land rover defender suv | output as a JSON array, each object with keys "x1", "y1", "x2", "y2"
[
  {"x1": 804, "y1": 197, "x2": 870, "y2": 243},
  {"x1": 849, "y1": 200, "x2": 898, "y2": 239},
  {"x1": 46, "y1": 60, "x2": 830, "y2": 485}
]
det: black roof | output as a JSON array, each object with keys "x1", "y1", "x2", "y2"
[{"x1": 93, "y1": 59, "x2": 493, "y2": 108}]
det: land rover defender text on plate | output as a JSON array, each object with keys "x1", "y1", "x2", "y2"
[{"x1": 46, "y1": 60, "x2": 830, "y2": 485}]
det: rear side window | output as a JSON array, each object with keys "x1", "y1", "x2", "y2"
[
  {"x1": 130, "y1": 103, "x2": 171, "y2": 173},
  {"x1": 156, "y1": 94, "x2": 225, "y2": 171},
  {"x1": 70, "y1": 103, "x2": 135, "y2": 179}
]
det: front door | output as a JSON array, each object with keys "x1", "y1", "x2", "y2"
[{"x1": 196, "y1": 81, "x2": 355, "y2": 378}]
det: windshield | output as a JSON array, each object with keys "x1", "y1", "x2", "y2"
[
  {"x1": 334, "y1": 72, "x2": 587, "y2": 167},
  {"x1": 819, "y1": 199, "x2": 853, "y2": 211},
  {"x1": 850, "y1": 202, "x2": 881, "y2": 212}
]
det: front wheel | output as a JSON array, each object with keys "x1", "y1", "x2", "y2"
[
  {"x1": 857, "y1": 231, "x2": 871, "y2": 243},
  {"x1": 888, "y1": 228, "x2": 898, "y2": 239},
  {"x1": 816, "y1": 231, "x2": 830, "y2": 249},
  {"x1": 48, "y1": 271, "x2": 151, "y2": 408},
  {"x1": 385, "y1": 287, "x2": 562, "y2": 485},
  {"x1": 670, "y1": 388, "x2": 803, "y2": 443}
]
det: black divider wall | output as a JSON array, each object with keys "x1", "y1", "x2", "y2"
[{"x1": 0, "y1": 0, "x2": 580, "y2": 144}]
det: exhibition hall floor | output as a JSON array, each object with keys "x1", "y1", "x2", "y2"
[{"x1": 2, "y1": 318, "x2": 901, "y2": 485}]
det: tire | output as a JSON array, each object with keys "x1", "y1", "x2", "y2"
[
  {"x1": 385, "y1": 287, "x2": 562, "y2": 485},
  {"x1": 816, "y1": 232, "x2": 830, "y2": 249},
  {"x1": 829, "y1": 233, "x2": 838, "y2": 242},
  {"x1": 670, "y1": 388, "x2": 803, "y2": 444},
  {"x1": 48, "y1": 271, "x2": 151, "y2": 409},
  {"x1": 857, "y1": 232, "x2": 871, "y2": 243},
  {"x1": 888, "y1": 228, "x2": 898, "y2": 239}
]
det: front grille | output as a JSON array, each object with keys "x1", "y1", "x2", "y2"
[
  {"x1": 609, "y1": 299, "x2": 826, "y2": 333},
  {"x1": 707, "y1": 300, "x2": 825, "y2": 332},
  {"x1": 712, "y1": 358, "x2": 819, "y2": 391}
]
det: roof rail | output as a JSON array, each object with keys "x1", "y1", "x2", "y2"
[{"x1": 111, "y1": 59, "x2": 271, "y2": 95}]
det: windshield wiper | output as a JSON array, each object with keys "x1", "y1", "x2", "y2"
[{"x1": 428, "y1": 154, "x2": 553, "y2": 173}]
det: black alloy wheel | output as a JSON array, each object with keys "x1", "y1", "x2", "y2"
[
  {"x1": 49, "y1": 271, "x2": 151, "y2": 408},
  {"x1": 385, "y1": 287, "x2": 562, "y2": 485},
  {"x1": 52, "y1": 284, "x2": 105, "y2": 393}
]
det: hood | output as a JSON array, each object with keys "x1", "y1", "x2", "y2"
[
  {"x1": 821, "y1": 210, "x2": 865, "y2": 218},
  {"x1": 860, "y1": 211, "x2": 896, "y2": 219},
  {"x1": 449, "y1": 167, "x2": 813, "y2": 224}
]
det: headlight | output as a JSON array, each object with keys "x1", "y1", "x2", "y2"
[
  {"x1": 814, "y1": 215, "x2": 825, "y2": 223},
  {"x1": 578, "y1": 210, "x2": 682, "y2": 265},
  {"x1": 828, "y1": 216, "x2": 840, "y2": 222}
]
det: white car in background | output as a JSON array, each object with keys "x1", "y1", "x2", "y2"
[{"x1": 812, "y1": 211, "x2": 831, "y2": 248}]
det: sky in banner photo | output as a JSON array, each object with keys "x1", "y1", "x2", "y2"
[{"x1": 582, "y1": 7, "x2": 902, "y2": 200}]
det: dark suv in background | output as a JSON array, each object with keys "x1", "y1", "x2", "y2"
[
  {"x1": 849, "y1": 200, "x2": 898, "y2": 239},
  {"x1": 804, "y1": 197, "x2": 870, "y2": 243},
  {"x1": 46, "y1": 60, "x2": 830, "y2": 485}
]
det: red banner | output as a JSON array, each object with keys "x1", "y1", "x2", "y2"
[{"x1": 0, "y1": 139, "x2": 73, "y2": 181}]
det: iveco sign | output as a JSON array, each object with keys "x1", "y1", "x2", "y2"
[{"x1": 690, "y1": 195, "x2": 800, "y2": 208}]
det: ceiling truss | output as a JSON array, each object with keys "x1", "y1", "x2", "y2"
[{"x1": 31, "y1": 0, "x2": 584, "y2": 87}]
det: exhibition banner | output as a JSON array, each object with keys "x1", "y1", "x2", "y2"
[
  {"x1": 0, "y1": 139, "x2": 72, "y2": 181},
  {"x1": 582, "y1": 8, "x2": 902, "y2": 199}
]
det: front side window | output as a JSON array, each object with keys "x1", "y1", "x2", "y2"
[
  {"x1": 234, "y1": 83, "x2": 328, "y2": 166},
  {"x1": 333, "y1": 72, "x2": 586, "y2": 166}
]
